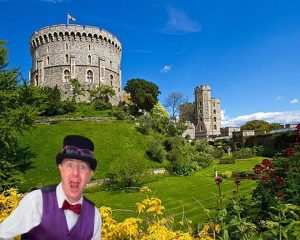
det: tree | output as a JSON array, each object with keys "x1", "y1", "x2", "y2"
[
  {"x1": 88, "y1": 85, "x2": 116, "y2": 103},
  {"x1": 124, "y1": 78, "x2": 160, "y2": 114},
  {"x1": 69, "y1": 78, "x2": 82, "y2": 102},
  {"x1": 164, "y1": 91, "x2": 186, "y2": 122},
  {"x1": 0, "y1": 40, "x2": 37, "y2": 190},
  {"x1": 241, "y1": 120, "x2": 281, "y2": 132}
]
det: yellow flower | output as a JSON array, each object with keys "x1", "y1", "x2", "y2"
[{"x1": 140, "y1": 186, "x2": 152, "y2": 194}]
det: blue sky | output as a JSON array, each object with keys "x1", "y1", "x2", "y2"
[{"x1": 1, "y1": 0, "x2": 300, "y2": 126}]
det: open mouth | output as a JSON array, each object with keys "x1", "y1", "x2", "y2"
[{"x1": 70, "y1": 181, "x2": 80, "y2": 192}]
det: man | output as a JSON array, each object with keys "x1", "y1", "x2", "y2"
[{"x1": 0, "y1": 135, "x2": 101, "y2": 240}]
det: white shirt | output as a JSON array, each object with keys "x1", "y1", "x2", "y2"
[{"x1": 0, "y1": 183, "x2": 101, "y2": 240}]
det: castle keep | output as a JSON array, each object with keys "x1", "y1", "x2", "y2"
[
  {"x1": 180, "y1": 85, "x2": 221, "y2": 139},
  {"x1": 30, "y1": 24, "x2": 122, "y2": 102}
]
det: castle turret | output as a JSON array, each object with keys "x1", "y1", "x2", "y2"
[{"x1": 30, "y1": 24, "x2": 122, "y2": 102}]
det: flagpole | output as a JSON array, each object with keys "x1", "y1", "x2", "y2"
[{"x1": 67, "y1": 13, "x2": 69, "y2": 26}]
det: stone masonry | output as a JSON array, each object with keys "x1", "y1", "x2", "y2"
[
  {"x1": 30, "y1": 24, "x2": 122, "y2": 103},
  {"x1": 180, "y1": 85, "x2": 221, "y2": 139}
]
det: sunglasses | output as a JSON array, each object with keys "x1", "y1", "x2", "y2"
[{"x1": 62, "y1": 145, "x2": 94, "y2": 158}]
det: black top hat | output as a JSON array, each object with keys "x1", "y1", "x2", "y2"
[{"x1": 56, "y1": 135, "x2": 97, "y2": 171}]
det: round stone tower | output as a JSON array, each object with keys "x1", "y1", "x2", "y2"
[{"x1": 30, "y1": 24, "x2": 122, "y2": 102}]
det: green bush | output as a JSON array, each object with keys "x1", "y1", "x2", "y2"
[
  {"x1": 61, "y1": 100, "x2": 77, "y2": 114},
  {"x1": 232, "y1": 147, "x2": 255, "y2": 159},
  {"x1": 94, "y1": 100, "x2": 112, "y2": 111},
  {"x1": 107, "y1": 156, "x2": 148, "y2": 188},
  {"x1": 219, "y1": 159, "x2": 235, "y2": 164},
  {"x1": 194, "y1": 152, "x2": 213, "y2": 169},
  {"x1": 146, "y1": 140, "x2": 167, "y2": 163},
  {"x1": 213, "y1": 147, "x2": 225, "y2": 159},
  {"x1": 112, "y1": 109, "x2": 127, "y2": 120}
]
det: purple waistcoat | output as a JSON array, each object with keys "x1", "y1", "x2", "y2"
[{"x1": 22, "y1": 185, "x2": 95, "y2": 240}]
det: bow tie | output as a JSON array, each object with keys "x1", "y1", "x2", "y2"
[{"x1": 62, "y1": 200, "x2": 82, "y2": 215}]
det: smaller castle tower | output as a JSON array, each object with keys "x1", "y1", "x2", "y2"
[{"x1": 179, "y1": 85, "x2": 221, "y2": 139}]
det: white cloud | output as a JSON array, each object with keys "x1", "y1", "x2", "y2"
[
  {"x1": 290, "y1": 98, "x2": 298, "y2": 104},
  {"x1": 160, "y1": 65, "x2": 172, "y2": 73},
  {"x1": 275, "y1": 96, "x2": 283, "y2": 100},
  {"x1": 164, "y1": 6, "x2": 201, "y2": 34},
  {"x1": 221, "y1": 110, "x2": 300, "y2": 127}
]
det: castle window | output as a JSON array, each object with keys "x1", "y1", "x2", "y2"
[
  {"x1": 200, "y1": 117, "x2": 203, "y2": 122},
  {"x1": 47, "y1": 46, "x2": 49, "y2": 53},
  {"x1": 65, "y1": 54, "x2": 69, "y2": 63},
  {"x1": 214, "y1": 125, "x2": 217, "y2": 130},
  {"x1": 213, "y1": 110, "x2": 216, "y2": 114},
  {"x1": 110, "y1": 61, "x2": 112, "y2": 69},
  {"x1": 46, "y1": 56, "x2": 49, "y2": 65},
  {"x1": 200, "y1": 125, "x2": 203, "y2": 131},
  {"x1": 88, "y1": 55, "x2": 91, "y2": 64},
  {"x1": 199, "y1": 101, "x2": 202, "y2": 106},
  {"x1": 213, "y1": 102, "x2": 216, "y2": 107},
  {"x1": 214, "y1": 117, "x2": 217, "y2": 122},
  {"x1": 66, "y1": 43, "x2": 68, "y2": 50},
  {"x1": 88, "y1": 45, "x2": 91, "y2": 51},
  {"x1": 63, "y1": 69, "x2": 70, "y2": 82},
  {"x1": 87, "y1": 70, "x2": 93, "y2": 83}
]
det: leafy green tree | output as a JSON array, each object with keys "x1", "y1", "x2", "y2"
[
  {"x1": 88, "y1": 85, "x2": 116, "y2": 103},
  {"x1": 69, "y1": 78, "x2": 82, "y2": 102},
  {"x1": 124, "y1": 78, "x2": 160, "y2": 114},
  {"x1": 241, "y1": 120, "x2": 281, "y2": 132},
  {"x1": 40, "y1": 85, "x2": 62, "y2": 116},
  {"x1": 0, "y1": 40, "x2": 37, "y2": 190}
]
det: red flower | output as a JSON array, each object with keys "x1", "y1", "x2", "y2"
[
  {"x1": 234, "y1": 178, "x2": 241, "y2": 185},
  {"x1": 253, "y1": 164, "x2": 264, "y2": 174},
  {"x1": 262, "y1": 159, "x2": 273, "y2": 168},
  {"x1": 275, "y1": 176, "x2": 284, "y2": 188},
  {"x1": 285, "y1": 147, "x2": 296, "y2": 158},
  {"x1": 260, "y1": 174, "x2": 270, "y2": 182},
  {"x1": 277, "y1": 192, "x2": 286, "y2": 199},
  {"x1": 294, "y1": 142, "x2": 300, "y2": 146},
  {"x1": 215, "y1": 177, "x2": 223, "y2": 185}
]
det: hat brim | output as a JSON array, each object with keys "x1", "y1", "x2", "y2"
[{"x1": 56, "y1": 153, "x2": 97, "y2": 171}]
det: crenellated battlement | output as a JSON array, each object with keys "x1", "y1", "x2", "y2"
[{"x1": 30, "y1": 24, "x2": 121, "y2": 51}]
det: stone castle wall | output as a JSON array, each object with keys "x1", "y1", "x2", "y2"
[{"x1": 30, "y1": 24, "x2": 122, "y2": 102}]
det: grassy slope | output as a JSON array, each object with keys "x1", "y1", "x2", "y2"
[
  {"x1": 21, "y1": 120, "x2": 263, "y2": 226},
  {"x1": 20, "y1": 120, "x2": 161, "y2": 191},
  {"x1": 86, "y1": 157, "x2": 263, "y2": 225}
]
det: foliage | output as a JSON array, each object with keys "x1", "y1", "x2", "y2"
[
  {"x1": 146, "y1": 140, "x2": 167, "y2": 163},
  {"x1": 124, "y1": 78, "x2": 160, "y2": 114},
  {"x1": 219, "y1": 159, "x2": 235, "y2": 164},
  {"x1": 93, "y1": 100, "x2": 112, "y2": 111},
  {"x1": 107, "y1": 156, "x2": 148, "y2": 188},
  {"x1": 152, "y1": 102, "x2": 169, "y2": 119},
  {"x1": 194, "y1": 140, "x2": 214, "y2": 155},
  {"x1": 0, "y1": 40, "x2": 37, "y2": 190},
  {"x1": 213, "y1": 148, "x2": 225, "y2": 159},
  {"x1": 232, "y1": 148, "x2": 256, "y2": 159},
  {"x1": 164, "y1": 91, "x2": 186, "y2": 122},
  {"x1": 241, "y1": 120, "x2": 281, "y2": 132},
  {"x1": 89, "y1": 85, "x2": 116, "y2": 103},
  {"x1": 69, "y1": 78, "x2": 83, "y2": 102}
]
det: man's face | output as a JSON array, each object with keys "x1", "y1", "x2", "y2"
[{"x1": 59, "y1": 158, "x2": 93, "y2": 203}]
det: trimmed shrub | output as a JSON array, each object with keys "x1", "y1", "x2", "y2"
[
  {"x1": 112, "y1": 109, "x2": 127, "y2": 120},
  {"x1": 194, "y1": 153, "x2": 213, "y2": 169},
  {"x1": 220, "y1": 170, "x2": 232, "y2": 178},
  {"x1": 219, "y1": 159, "x2": 235, "y2": 164},
  {"x1": 61, "y1": 100, "x2": 77, "y2": 114}
]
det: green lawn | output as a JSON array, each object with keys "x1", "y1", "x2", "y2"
[
  {"x1": 86, "y1": 157, "x2": 263, "y2": 226},
  {"x1": 20, "y1": 120, "x2": 161, "y2": 191}
]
